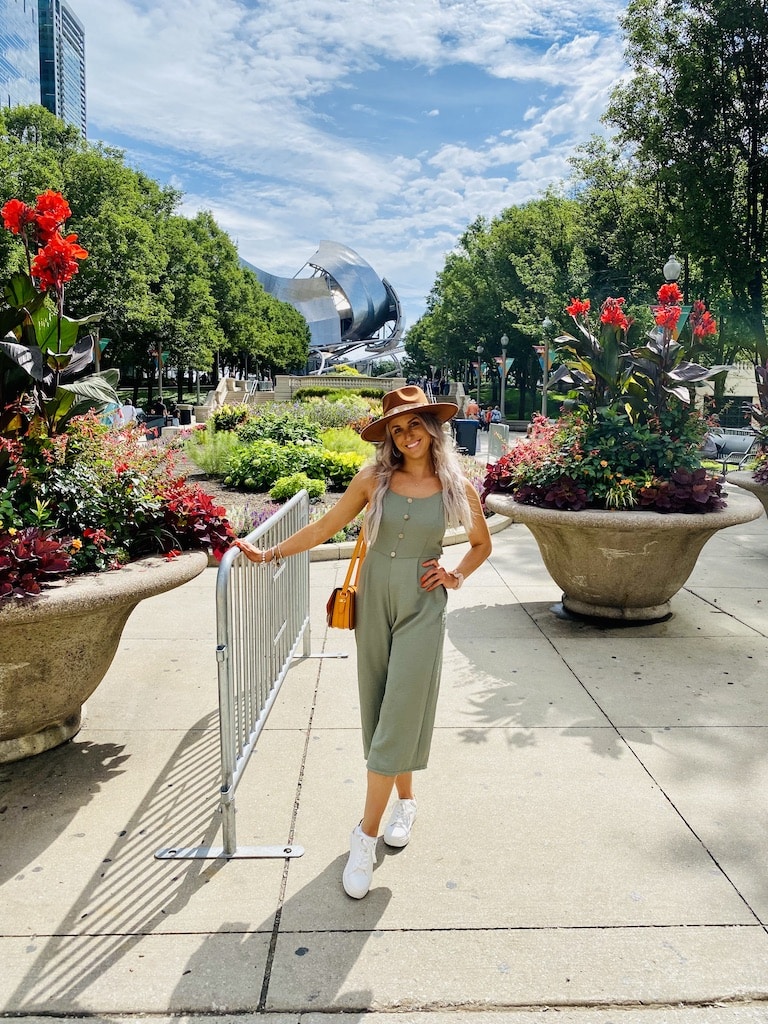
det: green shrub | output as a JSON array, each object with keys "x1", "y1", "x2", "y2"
[
  {"x1": 236, "y1": 404, "x2": 321, "y2": 446},
  {"x1": 185, "y1": 426, "x2": 242, "y2": 476},
  {"x1": 270, "y1": 472, "x2": 326, "y2": 502},
  {"x1": 294, "y1": 386, "x2": 385, "y2": 402},
  {"x1": 323, "y1": 449, "x2": 366, "y2": 489},
  {"x1": 303, "y1": 394, "x2": 380, "y2": 432},
  {"x1": 225, "y1": 439, "x2": 327, "y2": 490},
  {"x1": 209, "y1": 404, "x2": 251, "y2": 432},
  {"x1": 320, "y1": 426, "x2": 373, "y2": 457}
]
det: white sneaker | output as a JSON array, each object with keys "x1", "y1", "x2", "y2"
[
  {"x1": 383, "y1": 798, "x2": 417, "y2": 848},
  {"x1": 342, "y1": 824, "x2": 377, "y2": 899}
]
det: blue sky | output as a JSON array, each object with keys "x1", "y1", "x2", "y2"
[{"x1": 74, "y1": 0, "x2": 629, "y2": 334}]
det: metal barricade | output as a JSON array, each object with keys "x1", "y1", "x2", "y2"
[
  {"x1": 156, "y1": 490, "x2": 346, "y2": 862},
  {"x1": 488, "y1": 422, "x2": 510, "y2": 462}
]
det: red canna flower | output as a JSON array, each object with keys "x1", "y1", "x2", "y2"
[
  {"x1": 657, "y1": 282, "x2": 683, "y2": 305},
  {"x1": 31, "y1": 232, "x2": 89, "y2": 292},
  {"x1": 653, "y1": 304, "x2": 682, "y2": 330},
  {"x1": 692, "y1": 309, "x2": 717, "y2": 338},
  {"x1": 33, "y1": 190, "x2": 72, "y2": 240},
  {"x1": 600, "y1": 296, "x2": 629, "y2": 330},
  {"x1": 565, "y1": 298, "x2": 590, "y2": 317},
  {"x1": 1, "y1": 198, "x2": 36, "y2": 235}
]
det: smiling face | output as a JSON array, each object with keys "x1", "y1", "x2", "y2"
[{"x1": 388, "y1": 411, "x2": 434, "y2": 459}]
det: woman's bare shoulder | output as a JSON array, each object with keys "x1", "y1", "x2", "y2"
[{"x1": 348, "y1": 464, "x2": 378, "y2": 503}]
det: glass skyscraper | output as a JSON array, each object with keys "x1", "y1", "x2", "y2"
[
  {"x1": 38, "y1": 0, "x2": 86, "y2": 137},
  {"x1": 0, "y1": 0, "x2": 41, "y2": 110},
  {"x1": 0, "y1": 0, "x2": 86, "y2": 136}
]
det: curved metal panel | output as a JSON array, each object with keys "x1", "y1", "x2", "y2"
[
  {"x1": 243, "y1": 242, "x2": 402, "y2": 354},
  {"x1": 308, "y1": 241, "x2": 391, "y2": 343},
  {"x1": 248, "y1": 265, "x2": 341, "y2": 349}
]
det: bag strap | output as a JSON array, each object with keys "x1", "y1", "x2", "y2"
[{"x1": 341, "y1": 529, "x2": 367, "y2": 590}]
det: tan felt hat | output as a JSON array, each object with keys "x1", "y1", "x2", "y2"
[{"x1": 360, "y1": 385, "x2": 458, "y2": 442}]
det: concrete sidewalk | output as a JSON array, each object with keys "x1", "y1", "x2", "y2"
[{"x1": 2, "y1": 495, "x2": 768, "y2": 1023}]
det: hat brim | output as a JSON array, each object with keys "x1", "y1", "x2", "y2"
[{"x1": 360, "y1": 401, "x2": 458, "y2": 443}]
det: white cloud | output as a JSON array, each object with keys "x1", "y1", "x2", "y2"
[{"x1": 73, "y1": 0, "x2": 628, "y2": 327}]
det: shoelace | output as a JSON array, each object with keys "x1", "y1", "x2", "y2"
[
  {"x1": 390, "y1": 803, "x2": 414, "y2": 832},
  {"x1": 349, "y1": 834, "x2": 376, "y2": 871}
]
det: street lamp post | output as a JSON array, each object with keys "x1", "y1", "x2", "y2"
[
  {"x1": 476, "y1": 344, "x2": 483, "y2": 407},
  {"x1": 540, "y1": 318, "x2": 552, "y2": 418},
  {"x1": 664, "y1": 253, "x2": 682, "y2": 282},
  {"x1": 500, "y1": 334, "x2": 508, "y2": 420}
]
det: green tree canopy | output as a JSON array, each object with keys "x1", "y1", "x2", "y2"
[{"x1": 607, "y1": 0, "x2": 768, "y2": 358}]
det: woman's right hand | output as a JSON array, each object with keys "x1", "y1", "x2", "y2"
[{"x1": 233, "y1": 538, "x2": 274, "y2": 563}]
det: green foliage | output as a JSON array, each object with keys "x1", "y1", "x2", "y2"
[
  {"x1": 224, "y1": 439, "x2": 326, "y2": 491},
  {"x1": 236, "y1": 404, "x2": 321, "y2": 445},
  {"x1": 302, "y1": 393, "x2": 378, "y2": 433},
  {"x1": 322, "y1": 449, "x2": 366, "y2": 489},
  {"x1": 318, "y1": 508, "x2": 365, "y2": 544},
  {"x1": 606, "y1": 0, "x2": 768, "y2": 359},
  {"x1": 482, "y1": 410, "x2": 721, "y2": 513},
  {"x1": 269, "y1": 472, "x2": 326, "y2": 502},
  {"x1": 293, "y1": 386, "x2": 383, "y2": 401},
  {"x1": 405, "y1": 192, "x2": 590, "y2": 417},
  {"x1": 319, "y1": 425, "x2": 373, "y2": 456},
  {"x1": 209, "y1": 403, "x2": 251, "y2": 432},
  {"x1": 324, "y1": 364, "x2": 360, "y2": 375},
  {"x1": 0, "y1": 417, "x2": 234, "y2": 592},
  {"x1": 184, "y1": 425, "x2": 242, "y2": 476}
]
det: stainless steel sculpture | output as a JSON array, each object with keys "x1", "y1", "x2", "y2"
[{"x1": 245, "y1": 241, "x2": 402, "y2": 361}]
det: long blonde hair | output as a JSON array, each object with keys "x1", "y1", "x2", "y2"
[{"x1": 364, "y1": 414, "x2": 473, "y2": 546}]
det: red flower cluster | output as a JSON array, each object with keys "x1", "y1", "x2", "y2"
[
  {"x1": 599, "y1": 296, "x2": 629, "y2": 331},
  {"x1": 566, "y1": 295, "x2": 631, "y2": 332},
  {"x1": 1, "y1": 189, "x2": 87, "y2": 295},
  {"x1": 653, "y1": 304, "x2": 682, "y2": 330},
  {"x1": 565, "y1": 298, "x2": 590, "y2": 317},
  {"x1": 690, "y1": 299, "x2": 717, "y2": 338},
  {"x1": 657, "y1": 282, "x2": 683, "y2": 305},
  {"x1": 30, "y1": 230, "x2": 89, "y2": 292},
  {"x1": 1, "y1": 198, "x2": 37, "y2": 235},
  {"x1": 653, "y1": 286, "x2": 717, "y2": 338}
]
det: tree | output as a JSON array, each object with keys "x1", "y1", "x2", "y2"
[
  {"x1": 407, "y1": 193, "x2": 590, "y2": 416},
  {"x1": 607, "y1": 0, "x2": 768, "y2": 360},
  {"x1": 185, "y1": 212, "x2": 310, "y2": 379}
]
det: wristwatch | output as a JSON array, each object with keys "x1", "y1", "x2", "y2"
[{"x1": 451, "y1": 571, "x2": 465, "y2": 590}]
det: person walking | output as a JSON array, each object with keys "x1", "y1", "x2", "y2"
[{"x1": 234, "y1": 386, "x2": 492, "y2": 899}]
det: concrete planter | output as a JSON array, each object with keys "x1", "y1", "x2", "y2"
[
  {"x1": 0, "y1": 550, "x2": 208, "y2": 764},
  {"x1": 728, "y1": 471, "x2": 768, "y2": 517},
  {"x1": 485, "y1": 489, "x2": 763, "y2": 622}
]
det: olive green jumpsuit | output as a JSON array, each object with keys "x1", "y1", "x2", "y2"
[{"x1": 355, "y1": 490, "x2": 447, "y2": 775}]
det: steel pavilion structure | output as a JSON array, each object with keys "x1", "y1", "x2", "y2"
[{"x1": 245, "y1": 241, "x2": 402, "y2": 372}]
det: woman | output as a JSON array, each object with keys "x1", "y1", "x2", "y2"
[{"x1": 234, "y1": 386, "x2": 492, "y2": 899}]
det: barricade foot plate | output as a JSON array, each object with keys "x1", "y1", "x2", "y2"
[{"x1": 155, "y1": 844, "x2": 304, "y2": 860}]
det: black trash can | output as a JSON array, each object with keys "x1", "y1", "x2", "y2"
[
  {"x1": 178, "y1": 406, "x2": 192, "y2": 425},
  {"x1": 453, "y1": 418, "x2": 478, "y2": 455}
]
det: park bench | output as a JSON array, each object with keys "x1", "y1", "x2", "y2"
[{"x1": 714, "y1": 428, "x2": 759, "y2": 473}]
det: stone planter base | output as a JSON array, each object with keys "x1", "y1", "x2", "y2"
[
  {"x1": 486, "y1": 489, "x2": 764, "y2": 622},
  {"x1": 0, "y1": 551, "x2": 208, "y2": 763}
]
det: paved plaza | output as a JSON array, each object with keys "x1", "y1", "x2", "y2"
[{"x1": 1, "y1": 473, "x2": 768, "y2": 1024}]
